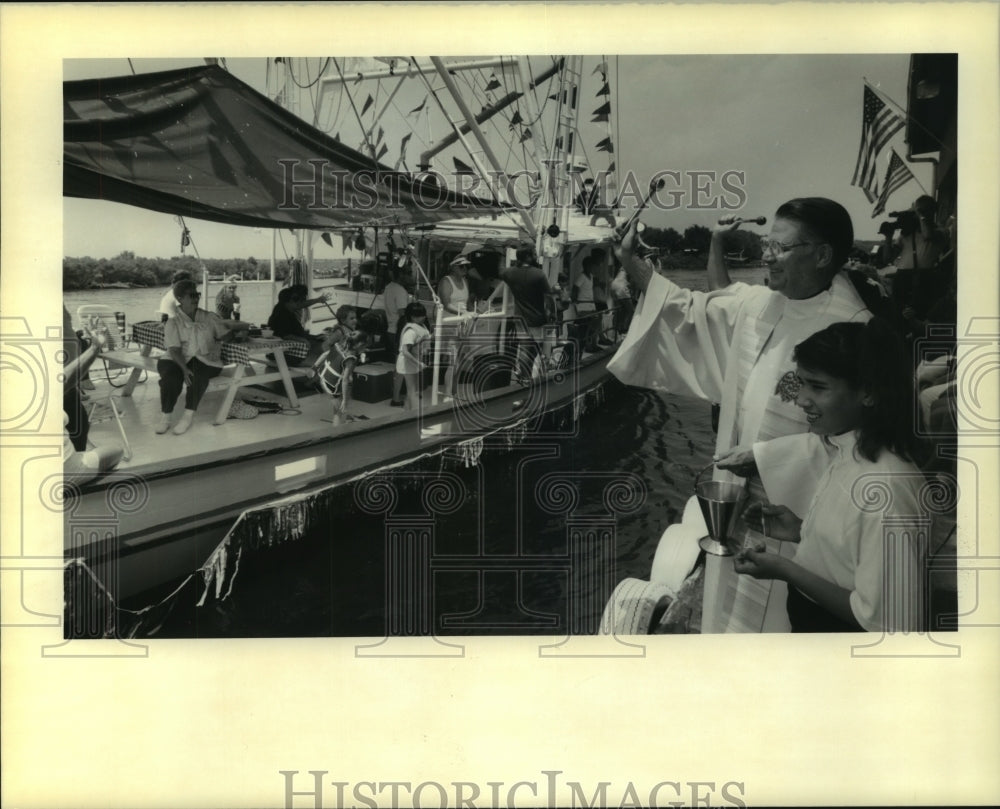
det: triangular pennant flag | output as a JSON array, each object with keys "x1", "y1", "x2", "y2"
[
  {"x1": 353, "y1": 73, "x2": 363, "y2": 85},
  {"x1": 453, "y1": 156, "x2": 475, "y2": 174},
  {"x1": 485, "y1": 74, "x2": 501, "y2": 92},
  {"x1": 376, "y1": 143, "x2": 389, "y2": 161},
  {"x1": 377, "y1": 126, "x2": 385, "y2": 144},
  {"x1": 592, "y1": 113, "x2": 609, "y2": 123},
  {"x1": 333, "y1": 132, "x2": 340, "y2": 143},
  {"x1": 595, "y1": 136, "x2": 614, "y2": 153},
  {"x1": 596, "y1": 82, "x2": 610, "y2": 97},
  {"x1": 607, "y1": 161, "x2": 616, "y2": 173},
  {"x1": 361, "y1": 94, "x2": 374, "y2": 116},
  {"x1": 519, "y1": 127, "x2": 532, "y2": 143},
  {"x1": 341, "y1": 232, "x2": 353, "y2": 252},
  {"x1": 394, "y1": 132, "x2": 413, "y2": 170},
  {"x1": 592, "y1": 61, "x2": 608, "y2": 76},
  {"x1": 409, "y1": 95, "x2": 427, "y2": 115},
  {"x1": 321, "y1": 232, "x2": 333, "y2": 248},
  {"x1": 593, "y1": 102, "x2": 611, "y2": 116},
  {"x1": 509, "y1": 109, "x2": 523, "y2": 127}
]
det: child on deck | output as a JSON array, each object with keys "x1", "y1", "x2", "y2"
[
  {"x1": 313, "y1": 305, "x2": 367, "y2": 423},
  {"x1": 718, "y1": 319, "x2": 928, "y2": 633},
  {"x1": 395, "y1": 302, "x2": 431, "y2": 411}
]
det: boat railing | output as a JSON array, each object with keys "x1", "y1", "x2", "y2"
[{"x1": 426, "y1": 302, "x2": 627, "y2": 403}]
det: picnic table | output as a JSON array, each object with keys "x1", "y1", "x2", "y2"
[{"x1": 101, "y1": 321, "x2": 312, "y2": 425}]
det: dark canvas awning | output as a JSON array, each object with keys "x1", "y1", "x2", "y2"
[{"x1": 64, "y1": 65, "x2": 504, "y2": 230}]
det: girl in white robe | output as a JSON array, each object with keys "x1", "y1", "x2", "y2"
[{"x1": 720, "y1": 319, "x2": 928, "y2": 632}]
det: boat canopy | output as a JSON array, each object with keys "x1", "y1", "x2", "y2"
[{"x1": 64, "y1": 65, "x2": 506, "y2": 230}]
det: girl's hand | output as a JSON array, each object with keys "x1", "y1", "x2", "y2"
[
  {"x1": 733, "y1": 544, "x2": 784, "y2": 580},
  {"x1": 83, "y1": 316, "x2": 110, "y2": 353},
  {"x1": 742, "y1": 502, "x2": 802, "y2": 542},
  {"x1": 714, "y1": 447, "x2": 756, "y2": 477}
]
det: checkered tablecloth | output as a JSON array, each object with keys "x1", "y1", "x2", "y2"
[{"x1": 132, "y1": 321, "x2": 309, "y2": 365}]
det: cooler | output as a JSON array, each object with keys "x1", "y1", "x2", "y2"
[{"x1": 352, "y1": 362, "x2": 395, "y2": 403}]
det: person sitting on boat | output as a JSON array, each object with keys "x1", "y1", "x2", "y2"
[
  {"x1": 499, "y1": 246, "x2": 556, "y2": 382},
  {"x1": 610, "y1": 197, "x2": 872, "y2": 632},
  {"x1": 158, "y1": 270, "x2": 193, "y2": 322},
  {"x1": 215, "y1": 274, "x2": 241, "y2": 319},
  {"x1": 575, "y1": 177, "x2": 598, "y2": 215},
  {"x1": 267, "y1": 286, "x2": 327, "y2": 367},
  {"x1": 155, "y1": 279, "x2": 252, "y2": 435},
  {"x1": 720, "y1": 319, "x2": 927, "y2": 633},
  {"x1": 395, "y1": 301, "x2": 432, "y2": 411},
  {"x1": 287, "y1": 283, "x2": 331, "y2": 313},
  {"x1": 437, "y1": 254, "x2": 477, "y2": 401},
  {"x1": 313, "y1": 305, "x2": 366, "y2": 423},
  {"x1": 62, "y1": 306, "x2": 124, "y2": 478}
]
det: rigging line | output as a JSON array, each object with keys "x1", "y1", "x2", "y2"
[
  {"x1": 276, "y1": 230, "x2": 293, "y2": 265},
  {"x1": 864, "y1": 77, "x2": 956, "y2": 157},
  {"x1": 308, "y1": 59, "x2": 330, "y2": 129},
  {"x1": 287, "y1": 56, "x2": 331, "y2": 89},
  {"x1": 176, "y1": 216, "x2": 209, "y2": 272},
  {"x1": 608, "y1": 55, "x2": 622, "y2": 210},
  {"x1": 332, "y1": 58, "x2": 381, "y2": 166},
  {"x1": 126, "y1": 58, "x2": 136, "y2": 75},
  {"x1": 520, "y1": 56, "x2": 557, "y2": 130},
  {"x1": 387, "y1": 96, "x2": 432, "y2": 151},
  {"x1": 457, "y1": 69, "x2": 525, "y2": 177},
  {"x1": 319, "y1": 78, "x2": 347, "y2": 136}
]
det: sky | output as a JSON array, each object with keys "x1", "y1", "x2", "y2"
[{"x1": 62, "y1": 53, "x2": 927, "y2": 260}]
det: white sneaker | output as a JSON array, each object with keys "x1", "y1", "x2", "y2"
[
  {"x1": 155, "y1": 413, "x2": 172, "y2": 434},
  {"x1": 172, "y1": 410, "x2": 195, "y2": 435}
]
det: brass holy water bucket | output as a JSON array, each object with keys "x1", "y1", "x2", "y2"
[{"x1": 695, "y1": 463, "x2": 749, "y2": 557}]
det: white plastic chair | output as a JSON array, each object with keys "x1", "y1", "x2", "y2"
[{"x1": 75, "y1": 304, "x2": 128, "y2": 351}]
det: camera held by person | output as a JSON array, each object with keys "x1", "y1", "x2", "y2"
[{"x1": 880, "y1": 209, "x2": 921, "y2": 236}]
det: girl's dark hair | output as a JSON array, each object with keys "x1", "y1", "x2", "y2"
[
  {"x1": 793, "y1": 318, "x2": 923, "y2": 463},
  {"x1": 396, "y1": 301, "x2": 428, "y2": 336},
  {"x1": 335, "y1": 304, "x2": 355, "y2": 323},
  {"x1": 775, "y1": 197, "x2": 854, "y2": 271}
]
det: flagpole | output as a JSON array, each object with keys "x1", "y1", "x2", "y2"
[{"x1": 863, "y1": 78, "x2": 955, "y2": 156}]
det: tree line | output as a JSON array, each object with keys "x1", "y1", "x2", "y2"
[
  {"x1": 641, "y1": 224, "x2": 763, "y2": 258},
  {"x1": 63, "y1": 252, "x2": 287, "y2": 291}
]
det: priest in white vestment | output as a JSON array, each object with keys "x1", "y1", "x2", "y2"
[{"x1": 609, "y1": 198, "x2": 872, "y2": 632}]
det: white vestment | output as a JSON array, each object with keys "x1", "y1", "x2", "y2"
[{"x1": 608, "y1": 272, "x2": 870, "y2": 632}]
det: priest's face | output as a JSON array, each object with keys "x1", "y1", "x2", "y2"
[{"x1": 762, "y1": 218, "x2": 834, "y2": 299}]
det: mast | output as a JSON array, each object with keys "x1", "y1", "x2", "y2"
[{"x1": 430, "y1": 57, "x2": 537, "y2": 241}]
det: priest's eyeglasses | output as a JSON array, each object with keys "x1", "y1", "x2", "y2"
[{"x1": 760, "y1": 237, "x2": 815, "y2": 256}]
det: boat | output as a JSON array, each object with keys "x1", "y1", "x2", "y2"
[{"x1": 62, "y1": 56, "x2": 633, "y2": 626}]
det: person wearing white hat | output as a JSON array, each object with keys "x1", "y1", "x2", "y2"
[
  {"x1": 437, "y1": 255, "x2": 476, "y2": 400},
  {"x1": 215, "y1": 274, "x2": 241, "y2": 319}
]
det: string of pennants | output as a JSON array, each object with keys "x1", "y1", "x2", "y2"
[{"x1": 331, "y1": 59, "x2": 617, "y2": 183}]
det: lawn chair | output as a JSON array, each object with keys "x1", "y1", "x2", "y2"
[{"x1": 76, "y1": 304, "x2": 140, "y2": 388}]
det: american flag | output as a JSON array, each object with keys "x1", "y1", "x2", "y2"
[
  {"x1": 851, "y1": 84, "x2": 905, "y2": 203},
  {"x1": 871, "y1": 148, "x2": 916, "y2": 217}
]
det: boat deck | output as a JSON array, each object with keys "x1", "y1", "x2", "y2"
[
  {"x1": 81, "y1": 342, "x2": 617, "y2": 478},
  {"x1": 83, "y1": 362, "x2": 399, "y2": 476}
]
